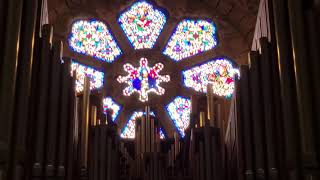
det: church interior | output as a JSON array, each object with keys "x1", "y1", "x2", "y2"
[{"x1": 0, "y1": 0, "x2": 319, "y2": 179}]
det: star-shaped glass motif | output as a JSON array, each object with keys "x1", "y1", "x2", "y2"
[{"x1": 117, "y1": 57, "x2": 170, "y2": 102}]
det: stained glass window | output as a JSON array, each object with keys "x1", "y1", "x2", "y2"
[
  {"x1": 182, "y1": 58, "x2": 239, "y2": 98},
  {"x1": 117, "y1": 57, "x2": 170, "y2": 102},
  {"x1": 160, "y1": 128, "x2": 166, "y2": 139},
  {"x1": 121, "y1": 111, "x2": 156, "y2": 139},
  {"x1": 103, "y1": 97, "x2": 121, "y2": 122},
  {"x1": 67, "y1": 4, "x2": 239, "y2": 140},
  {"x1": 68, "y1": 20, "x2": 122, "y2": 62},
  {"x1": 166, "y1": 96, "x2": 191, "y2": 137},
  {"x1": 121, "y1": 111, "x2": 143, "y2": 139},
  {"x1": 118, "y1": 1, "x2": 166, "y2": 49},
  {"x1": 71, "y1": 61, "x2": 104, "y2": 93},
  {"x1": 163, "y1": 19, "x2": 218, "y2": 61}
]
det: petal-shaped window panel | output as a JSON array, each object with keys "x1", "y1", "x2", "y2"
[
  {"x1": 121, "y1": 111, "x2": 156, "y2": 139},
  {"x1": 118, "y1": 1, "x2": 166, "y2": 49},
  {"x1": 68, "y1": 20, "x2": 122, "y2": 63},
  {"x1": 166, "y1": 96, "x2": 191, "y2": 137},
  {"x1": 103, "y1": 97, "x2": 121, "y2": 122},
  {"x1": 182, "y1": 58, "x2": 240, "y2": 98},
  {"x1": 163, "y1": 19, "x2": 218, "y2": 61},
  {"x1": 71, "y1": 61, "x2": 104, "y2": 93}
]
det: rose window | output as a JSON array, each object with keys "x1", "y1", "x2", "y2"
[{"x1": 68, "y1": 1, "x2": 239, "y2": 138}]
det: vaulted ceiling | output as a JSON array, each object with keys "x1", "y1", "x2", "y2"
[{"x1": 47, "y1": 0, "x2": 259, "y2": 136}]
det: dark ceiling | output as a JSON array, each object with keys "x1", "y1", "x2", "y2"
[{"x1": 47, "y1": 0, "x2": 259, "y2": 136}]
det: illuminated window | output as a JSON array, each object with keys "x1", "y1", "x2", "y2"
[
  {"x1": 68, "y1": 20, "x2": 122, "y2": 62},
  {"x1": 117, "y1": 57, "x2": 170, "y2": 102},
  {"x1": 67, "y1": 3, "x2": 239, "y2": 140},
  {"x1": 160, "y1": 128, "x2": 166, "y2": 139},
  {"x1": 103, "y1": 97, "x2": 121, "y2": 122},
  {"x1": 166, "y1": 97, "x2": 191, "y2": 137},
  {"x1": 182, "y1": 58, "x2": 239, "y2": 98},
  {"x1": 121, "y1": 112, "x2": 143, "y2": 139},
  {"x1": 71, "y1": 61, "x2": 104, "y2": 93},
  {"x1": 118, "y1": 1, "x2": 166, "y2": 49},
  {"x1": 163, "y1": 19, "x2": 218, "y2": 61},
  {"x1": 121, "y1": 111, "x2": 156, "y2": 139}
]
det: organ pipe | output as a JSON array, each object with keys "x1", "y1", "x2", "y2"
[
  {"x1": 207, "y1": 83, "x2": 215, "y2": 127},
  {"x1": 80, "y1": 76, "x2": 90, "y2": 169}
]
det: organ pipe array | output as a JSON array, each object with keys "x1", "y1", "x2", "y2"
[
  {"x1": 223, "y1": 0, "x2": 320, "y2": 179},
  {"x1": 133, "y1": 106, "x2": 165, "y2": 180},
  {"x1": 1, "y1": 0, "x2": 319, "y2": 180}
]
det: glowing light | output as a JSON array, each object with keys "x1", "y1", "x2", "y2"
[
  {"x1": 71, "y1": 61, "x2": 104, "y2": 93},
  {"x1": 163, "y1": 19, "x2": 218, "y2": 61},
  {"x1": 121, "y1": 111, "x2": 156, "y2": 139},
  {"x1": 68, "y1": 20, "x2": 122, "y2": 62},
  {"x1": 117, "y1": 57, "x2": 170, "y2": 102},
  {"x1": 166, "y1": 97, "x2": 191, "y2": 137},
  {"x1": 182, "y1": 58, "x2": 240, "y2": 98},
  {"x1": 160, "y1": 128, "x2": 166, "y2": 139},
  {"x1": 118, "y1": 1, "x2": 166, "y2": 49},
  {"x1": 103, "y1": 97, "x2": 121, "y2": 122}
]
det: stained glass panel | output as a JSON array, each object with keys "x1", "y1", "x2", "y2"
[
  {"x1": 118, "y1": 1, "x2": 166, "y2": 49},
  {"x1": 117, "y1": 57, "x2": 170, "y2": 102},
  {"x1": 121, "y1": 111, "x2": 156, "y2": 139},
  {"x1": 166, "y1": 96, "x2": 191, "y2": 137},
  {"x1": 68, "y1": 20, "x2": 122, "y2": 62},
  {"x1": 103, "y1": 97, "x2": 121, "y2": 122},
  {"x1": 160, "y1": 128, "x2": 166, "y2": 139},
  {"x1": 163, "y1": 19, "x2": 218, "y2": 61},
  {"x1": 182, "y1": 58, "x2": 239, "y2": 98},
  {"x1": 71, "y1": 61, "x2": 104, "y2": 93}
]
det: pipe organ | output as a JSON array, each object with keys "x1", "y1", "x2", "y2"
[
  {"x1": 0, "y1": 0, "x2": 319, "y2": 180},
  {"x1": 133, "y1": 106, "x2": 165, "y2": 180}
]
